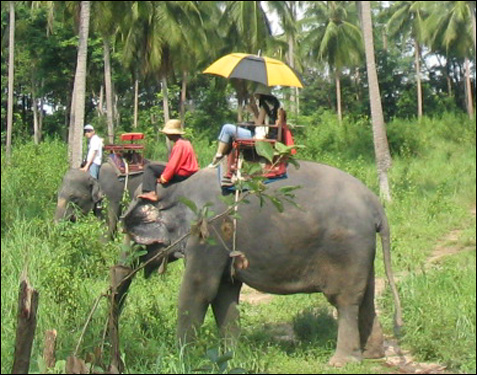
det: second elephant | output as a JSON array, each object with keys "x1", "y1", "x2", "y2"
[{"x1": 54, "y1": 162, "x2": 143, "y2": 237}]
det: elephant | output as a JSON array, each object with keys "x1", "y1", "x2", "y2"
[
  {"x1": 54, "y1": 161, "x2": 143, "y2": 237},
  {"x1": 121, "y1": 160, "x2": 403, "y2": 366}
]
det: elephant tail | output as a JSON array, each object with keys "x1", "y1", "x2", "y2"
[{"x1": 377, "y1": 209, "x2": 403, "y2": 337}]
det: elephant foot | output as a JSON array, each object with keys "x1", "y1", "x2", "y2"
[
  {"x1": 328, "y1": 353, "x2": 362, "y2": 367},
  {"x1": 361, "y1": 322, "x2": 385, "y2": 359},
  {"x1": 362, "y1": 346, "x2": 385, "y2": 359}
]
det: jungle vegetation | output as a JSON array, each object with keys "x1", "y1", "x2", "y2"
[{"x1": 1, "y1": 1, "x2": 475, "y2": 374}]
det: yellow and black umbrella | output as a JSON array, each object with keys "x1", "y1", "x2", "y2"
[{"x1": 203, "y1": 53, "x2": 304, "y2": 88}]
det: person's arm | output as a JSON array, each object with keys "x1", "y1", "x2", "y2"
[
  {"x1": 80, "y1": 149, "x2": 97, "y2": 171},
  {"x1": 81, "y1": 136, "x2": 101, "y2": 171}
]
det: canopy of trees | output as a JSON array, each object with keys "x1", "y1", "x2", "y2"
[{"x1": 1, "y1": 1, "x2": 475, "y2": 147}]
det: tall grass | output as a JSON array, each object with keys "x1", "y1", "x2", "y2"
[
  {"x1": 1, "y1": 113, "x2": 475, "y2": 373},
  {"x1": 1, "y1": 138, "x2": 69, "y2": 231}
]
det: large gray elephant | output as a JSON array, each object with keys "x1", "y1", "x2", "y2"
[
  {"x1": 55, "y1": 162, "x2": 143, "y2": 237},
  {"x1": 122, "y1": 160, "x2": 403, "y2": 366}
]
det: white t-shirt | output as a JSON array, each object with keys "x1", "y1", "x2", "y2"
[
  {"x1": 253, "y1": 109, "x2": 270, "y2": 140},
  {"x1": 254, "y1": 125, "x2": 268, "y2": 140},
  {"x1": 88, "y1": 134, "x2": 103, "y2": 165}
]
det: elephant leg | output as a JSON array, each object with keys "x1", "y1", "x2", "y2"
[
  {"x1": 211, "y1": 280, "x2": 242, "y2": 345},
  {"x1": 177, "y1": 280, "x2": 212, "y2": 346},
  {"x1": 359, "y1": 267, "x2": 385, "y2": 359},
  {"x1": 177, "y1": 255, "x2": 224, "y2": 345},
  {"x1": 177, "y1": 234, "x2": 232, "y2": 346},
  {"x1": 107, "y1": 203, "x2": 120, "y2": 239},
  {"x1": 326, "y1": 294, "x2": 362, "y2": 367}
]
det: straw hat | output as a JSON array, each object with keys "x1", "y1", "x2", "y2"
[{"x1": 160, "y1": 119, "x2": 185, "y2": 135}]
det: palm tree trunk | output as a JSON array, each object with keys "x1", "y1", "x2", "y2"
[
  {"x1": 68, "y1": 84, "x2": 76, "y2": 150},
  {"x1": 414, "y1": 39, "x2": 423, "y2": 118},
  {"x1": 33, "y1": 94, "x2": 40, "y2": 145},
  {"x1": 97, "y1": 85, "x2": 104, "y2": 116},
  {"x1": 335, "y1": 71, "x2": 342, "y2": 123},
  {"x1": 6, "y1": 1, "x2": 15, "y2": 161},
  {"x1": 103, "y1": 37, "x2": 114, "y2": 144},
  {"x1": 69, "y1": 1, "x2": 91, "y2": 168},
  {"x1": 133, "y1": 78, "x2": 139, "y2": 129},
  {"x1": 161, "y1": 75, "x2": 170, "y2": 123},
  {"x1": 161, "y1": 74, "x2": 172, "y2": 154},
  {"x1": 471, "y1": 3, "x2": 476, "y2": 53},
  {"x1": 180, "y1": 70, "x2": 188, "y2": 123},
  {"x1": 359, "y1": 1, "x2": 392, "y2": 202},
  {"x1": 446, "y1": 61, "x2": 453, "y2": 96},
  {"x1": 465, "y1": 57, "x2": 474, "y2": 118},
  {"x1": 288, "y1": 35, "x2": 296, "y2": 118},
  {"x1": 39, "y1": 87, "x2": 44, "y2": 142}
]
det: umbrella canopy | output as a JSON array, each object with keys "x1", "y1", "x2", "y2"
[{"x1": 203, "y1": 53, "x2": 304, "y2": 88}]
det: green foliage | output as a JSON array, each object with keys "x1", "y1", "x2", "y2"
[
  {"x1": 1, "y1": 108, "x2": 476, "y2": 374},
  {"x1": 185, "y1": 81, "x2": 235, "y2": 140},
  {"x1": 295, "y1": 110, "x2": 374, "y2": 163},
  {"x1": 1, "y1": 139, "x2": 68, "y2": 232},
  {"x1": 2, "y1": 0, "x2": 476, "y2": 372},
  {"x1": 195, "y1": 347, "x2": 247, "y2": 374},
  {"x1": 381, "y1": 251, "x2": 476, "y2": 372}
]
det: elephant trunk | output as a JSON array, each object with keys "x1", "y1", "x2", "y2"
[
  {"x1": 54, "y1": 197, "x2": 75, "y2": 223},
  {"x1": 54, "y1": 197, "x2": 67, "y2": 223}
]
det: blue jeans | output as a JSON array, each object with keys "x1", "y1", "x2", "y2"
[
  {"x1": 218, "y1": 124, "x2": 253, "y2": 144},
  {"x1": 89, "y1": 163, "x2": 100, "y2": 179}
]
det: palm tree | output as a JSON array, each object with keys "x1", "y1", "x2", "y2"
[
  {"x1": 219, "y1": 1, "x2": 274, "y2": 121},
  {"x1": 166, "y1": 1, "x2": 213, "y2": 123},
  {"x1": 304, "y1": 1, "x2": 363, "y2": 122},
  {"x1": 268, "y1": 1, "x2": 304, "y2": 119},
  {"x1": 386, "y1": 1, "x2": 427, "y2": 119},
  {"x1": 121, "y1": 2, "x2": 203, "y2": 127},
  {"x1": 425, "y1": 1, "x2": 475, "y2": 118},
  {"x1": 92, "y1": 1, "x2": 127, "y2": 144},
  {"x1": 358, "y1": 1, "x2": 392, "y2": 201},
  {"x1": 68, "y1": 1, "x2": 91, "y2": 168},
  {"x1": 6, "y1": 1, "x2": 15, "y2": 161},
  {"x1": 469, "y1": 1, "x2": 476, "y2": 53}
]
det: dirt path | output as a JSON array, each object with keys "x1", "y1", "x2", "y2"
[{"x1": 239, "y1": 207, "x2": 476, "y2": 373}]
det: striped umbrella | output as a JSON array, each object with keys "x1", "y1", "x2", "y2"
[{"x1": 203, "y1": 53, "x2": 304, "y2": 88}]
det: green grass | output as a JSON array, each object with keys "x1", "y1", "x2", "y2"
[
  {"x1": 1, "y1": 113, "x2": 475, "y2": 373},
  {"x1": 380, "y1": 250, "x2": 476, "y2": 373}
]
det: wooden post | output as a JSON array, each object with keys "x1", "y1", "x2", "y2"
[
  {"x1": 43, "y1": 329, "x2": 57, "y2": 369},
  {"x1": 11, "y1": 272, "x2": 39, "y2": 374},
  {"x1": 109, "y1": 265, "x2": 132, "y2": 373}
]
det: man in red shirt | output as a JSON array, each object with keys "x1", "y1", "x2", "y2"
[{"x1": 138, "y1": 119, "x2": 199, "y2": 202}]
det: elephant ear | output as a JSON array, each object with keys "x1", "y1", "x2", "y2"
[
  {"x1": 90, "y1": 178, "x2": 103, "y2": 204},
  {"x1": 122, "y1": 200, "x2": 170, "y2": 246}
]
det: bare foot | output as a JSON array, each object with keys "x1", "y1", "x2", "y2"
[{"x1": 137, "y1": 191, "x2": 159, "y2": 202}]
